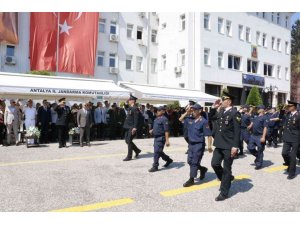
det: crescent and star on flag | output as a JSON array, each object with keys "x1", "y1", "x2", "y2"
[{"x1": 53, "y1": 12, "x2": 82, "y2": 35}]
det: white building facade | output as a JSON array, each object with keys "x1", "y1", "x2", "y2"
[{"x1": 0, "y1": 12, "x2": 293, "y2": 106}]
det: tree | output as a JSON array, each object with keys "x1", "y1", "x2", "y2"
[
  {"x1": 220, "y1": 87, "x2": 229, "y2": 97},
  {"x1": 246, "y1": 86, "x2": 263, "y2": 106},
  {"x1": 167, "y1": 101, "x2": 180, "y2": 109},
  {"x1": 291, "y1": 54, "x2": 300, "y2": 101},
  {"x1": 291, "y1": 19, "x2": 300, "y2": 55}
]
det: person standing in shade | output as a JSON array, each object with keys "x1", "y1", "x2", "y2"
[
  {"x1": 281, "y1": 101, "x2": 300, "y2": 180},
  {"x1": 4, "y1": 99, "x2": 21, "y2": 146},
  {"x1": 37, "y1": 99, "x2": 51, "y2": 144},
  {"x1": 50, "y1": 103, "x2": 58, "y2": 143},
  {"x1": 238, "y1": 105, "x2": 251, "y2": 156},
  {"x1": 54, "y1": 98, "x2": 71, "y2": 148},
  {"x1": 148, "y1": 106, "x2": 173, "y2": 172},
  {"x1": 77, "y1": 103, "x2": 93, "y2": 147},
  {"x1": 209, "y1": 91, "x2": 241, "y2": 201},
  {"x1": 247, "y1": 105, "x2": 268, "y2": 170},
  {"x1": 123, "y1": 94, "x2": 142, "y2": 161},
  {"x1": 23, "y1": 99, "x2": 37, "y2": 145},
  {"x1": 183, "y1": 104, "x2": 212, "y2": 187}
]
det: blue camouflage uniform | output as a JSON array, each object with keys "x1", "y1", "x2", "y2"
[
  {"x1": 239, "y1": 112, "x2": 251, "y2": 154},
  {"x1": 266, "y1": 111, "x2": 280, "y2": 147}
]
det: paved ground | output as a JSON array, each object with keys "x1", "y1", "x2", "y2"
[{"x1": 0, "y1": 137, "x2": 299, "y2": 212}]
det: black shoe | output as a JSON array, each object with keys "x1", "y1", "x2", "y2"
[
  {"x1": 199, "y1": 167, "x2": 208, "y2": 180},
  {"x1": 231, "y1": 175, "x2": 235, "y2": 181},
  {"x1": 185, "y1": 150, "x2": 188, "y2": 154},
  {"x1": 287, "y1": 174, "x2": 296, "y2": 180},
  {"x1": 135, "y1": 149, "x2": 141, "y2": 158},
  {"x1": 283, "y1": 162, "x2": 288, "y2": 166},
  {"x1": 255, "y1": 165, "x2": 262, "y2": 170},
  {"x1": 163, "y1": 159, "x2": 173, "y2": 168},
  {"x1": 274, "y1": 144, "x2": 278, "y2": 148},
  {"x1": 80, "y1": 145, "x2": 83, "y2": 147},
  {"x1": 59, "y1": 146, "x2": 62, "y2": 148},
  {"x1": 87, "y1": 143, "x2": 91, "y2": 147},
  {"x1": 215, "y1": 194, "x2": 228, "y2": 201},
  {"x1": 123, "y1": 157, "x2": 132, "y2": 161},
  {"x1": 183, "y1": 178, "x2": 194, "y2": 187},
  {"x1": 148, "y1": 167, "x2": 158, "y2": 172}
]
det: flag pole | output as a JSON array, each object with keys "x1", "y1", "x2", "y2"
[{"x1": 56, "y1": 12, "x2": 60, "y2": 75}]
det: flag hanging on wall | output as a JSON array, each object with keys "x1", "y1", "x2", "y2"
[
  {"x1": 29, "y1": 12, "x2": 99, "y2": 76},
  {"x1": 0, "y1": 12, "x2": 18, "y2": 45}
]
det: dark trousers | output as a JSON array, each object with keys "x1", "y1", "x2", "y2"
[
  {"x1": 57, "y1": 125, "x2": 67, "y2": 147},
  {"x1": 267, "y1": 128, "x2": 278, "y2": 146},
  {"x1": 40, "y1": 124, "x2": 49, "y2": 143},
  {"x1": 109, "y1": 123, "x2": 117, "y2": 140},
  {"x1": 124, "y1": 128, "x2": 140, "y2": 158},
  {"x1": 80, "y1": 126, "x2": 90, "y2": 145},
  {"x1": 0, "y1": 124, "x2": 5, "y2": 145},
  {"x1": 50, "y1": 123, "x2": 57, "y2": 142},
  {"x1": 248, "y1": 135, "x2": 265, "y2": 167},
  {"x1": 239, "y1": 129, "x2": 250, "y2": 152},
  {"x1": 188, "y1": 142, "x2": 205, "y2": 178},
  {"x1": 96, "y1": 123, "x2": 105, "y2": 139},
  {"x1": 153, "y1": 136, "x2": 171, "y2": 167},
  {"x1": 282, "y1": 141, "x2": 299, "y2": 176},
  {"x1": 278, "y1": 126, "x2": 284, "y2": 143},
  {"x1": 211, "y1": 148, "x2": 233, "y2": 197}
]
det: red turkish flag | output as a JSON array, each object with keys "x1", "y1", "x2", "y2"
[
  {"x1": 29, "y1": 13, "x2": 57, "y2": 71},
  {"x1": 58, "y1": 12, "x2": 99, "y2": 75}
]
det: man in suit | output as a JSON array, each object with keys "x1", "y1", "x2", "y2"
[
  {"x1": 123, "y1": 94, "x2": 142, "y2": 161},
  {"x1": 94, "y1": 102, "x2": 107, "y2": 140},
  {"x1": 4, "y1": 99, "x2": 21, "y2": 146},
  {"x1": 77, "y1": 103, "x2": 93, "y2": 147},
  {"x1": 54, "y1": 98, "x2": 71, "y2": 148},
  {"x1": 209, "y1": 91, "x2": 241, "y2": 201},
  {"x1": 37, "y1": 99, "x2": 51, "y2": 144}
]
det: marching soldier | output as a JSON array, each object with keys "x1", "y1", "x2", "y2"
[
  {"x1": 247, "y1": 105, "x2": 268, "y2": 170},
  {"x1": 183, "y1": 104, "x2": 212, "y2": 187},
  {"x1": 209, "y1": 91, "x2": 241, "y2": 201},
  {"x1": 123, "y1": 94, "x2": 142, "y2": 161},
  {"x1": 148, "y1": 106, "x2": 173, "y2": 172},
  {"x1": 239, "y1": 105, "x2": 251, "y2": 156},
  {"x1": 282, "y1": 101, "x2": 300, "y2": 179},
  {"x1": 266, "y1": 107, "x2": 280, "y2": 148}
]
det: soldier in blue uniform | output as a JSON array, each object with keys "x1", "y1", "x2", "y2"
[
  {"x1": 183, "y1": 104, "x2": 212, "y2": 187},
  {"x1": 148, "y1": 106, "x2": 173, "y2": 172},
  {"x1": 266, "y1": 107, "x2": 280, "y2": 148},
  {"x1": 282, "y1": 101, "x2": 300, "y2": 179},
  {"x1": 209, "y1": 91, "x2": 241, "y2": 201},
  {"x1": 239, "y1": 105, "x2": 251, "y2": 156},
  {"x1": 247, "y1": 105, "x2": 268, "y2": 170}
]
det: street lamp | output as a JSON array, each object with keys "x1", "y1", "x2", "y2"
[{"x1": 264, "y1": 84, "x2": 278, "y2": 107}]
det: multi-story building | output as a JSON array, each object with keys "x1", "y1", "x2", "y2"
[{"x1": 0, "y1": 12, "x2": 293, "y2": 106}]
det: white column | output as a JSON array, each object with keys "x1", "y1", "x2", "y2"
[{"x1": 272, "y1": 91, "x2": 278, "y2": 107}]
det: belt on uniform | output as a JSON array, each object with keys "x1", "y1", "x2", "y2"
[{"x1": 154, "y1": 135, "x2": 165, "y2": 138}]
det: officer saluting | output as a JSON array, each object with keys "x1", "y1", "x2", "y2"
[
  {"x1": 148, "y1": 106, "x2": 173, "y2": 172},
  {"x1": 123, "y1": 94, "x2": 142, "y2": 161},
  {"x1": 282, "y1": 100, "x2": 300, "y2": 179},
  {"x1": 209, "y1": 91, "x2": 241, "y2": 201},
  {"x1": 183, "y1": 104, "x2": 212, "y2": 187}
]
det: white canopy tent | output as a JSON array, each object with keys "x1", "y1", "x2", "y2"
[
  {"x1": 0, "y1": 72, "x2": 130, "y2": 101},
  {"x1": 118, "y1": 82, "x2": 218, "y2": 105}
]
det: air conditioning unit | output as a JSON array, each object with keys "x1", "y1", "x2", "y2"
[
  {"x1": 5, "y1": 56, "x2": 16, "y2": 65},
  {"x1": 109, "y1": 67, "x2": 119, "y2": 74},
  {"x1": 138, "y1": 12, "x2": 146, "y2": 18},
  {"x1": 109, "y1": 34, "x2": 119, "y2": 42},
  {"x1": 137, "y1": 39, "x2": 145, "y2": 46},
  {"x1": 174, "y1": 66, "x2": 182, "y2": 74}
]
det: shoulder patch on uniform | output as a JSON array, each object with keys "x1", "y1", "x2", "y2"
[{"x1": 236, "y1": 116, "x2": 241, "y2": 122}]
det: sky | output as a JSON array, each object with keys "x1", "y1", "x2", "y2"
[{"x1": 292, "y1": 12, "x2": 300, "y2": 24}]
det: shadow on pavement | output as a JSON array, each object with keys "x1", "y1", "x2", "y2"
[
  {"x1": 194, "y1": 172, "x2": 217, "y2": 184},
  {"x1": 160, "y1": 161, "x2": 185, "y2": 171},
  {"x1": 250, "y1": 160, "x2": 274, "y2": 168},
  {"x1": 230, "y1": 178, "x2": 254, "y2": 198}
]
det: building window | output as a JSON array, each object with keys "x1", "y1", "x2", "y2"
[
  {"x1": 247, "y1": 59, "x2": 258, "y2": 74},
  {"x1": 218, "y1": 18, "x2": 224, "y2": 34},
  {"x1": 226, "y1": 20, "x2": 232, "y2": 36},
  {"x1": 246, "y1": 27, "x2": 251, "y2": 42},
  {"x1": 285, "y1": 67, "x2": 289, "y2": 80},
  {"x1": 256, "y1": 31, "x2": 261, "y2": 46},
  {"x1": 272, "y1": 37, "x2": 276, "y2": 50},
  {"x1": 99, "y1": 18, "x2": 106, "y2": 33},
  {"x1": 277, "y1": 65, "x2": 281, "y2": 79},
  {"x1": 271, "y1": 12, "x2": 274, "y2": 22},
  {"x1": 285, "y1": 16, "x2": 289, "y2": 28},
  {"x1": 204, "y1": 13, "x2": 210, "y2": 30},
  {"x1": 110, "y1": 21, "x2": 117, "y2": 34},
  {"x1": 137, "y1": 26, "x2": 143, "y2": 40},
  {"x1": 126, "y1": 55, "x2": 133, "y2": 70},
  {"x1": 179, "y1": 49, "x2": 185, "y2": 66},
  {"x1": 180, "y1": 14, "x2": 186, "y2": 31},
  {"x1": 204, "y1": 48, "x2": 210, "y2": 65},
  {"x1": 277, "y1": 13, "x2": 280, "y2": 24},
  {"x1": 109, "y1": 53, "x2": 116, "y2": 68},
  {"x1": 151, "y1": 30, "x2": 157, "y2": 43},
  {"x1": 277, "y1": 39, "x2": 281, "y2": 52},
  {"x1": 218, "y1": 51, "x2": 224, "y2": 68},
  {"x1": 263, "y1": 63, "x2": 273, "y2": 76},
  {"x1": 6, "y1": 45, "x2": 15, "y2": 56},
  {"x1": 285, "y1": 41, "x2": 289, "y2": 54},
  {"x1": 262, "y1": 33, "x2": 267, "y2": 47},
  {"x1": 238, "y1": 25, "x2": 244, "y2": 40},
  {"x1": 136, "y1": 56, "x2": 143, "y2": 72},
  {"x1": 127, "y1": 24, "x2": 133, "y2": 38},
  {"x1": 151, "y1": 58, "x2": 157, "y2": 73},
  {"x1": 262, "y1": 12, "x2": 266, "y2": 19},
  {"x1": 161, "y1": 54, "x2": 166, "y2": 70},
  {"x1": 161, "y1": 23, "x2": 167, "y2": 29},
  {"x1": 228, "y1": 54, "x2": 241, "y2": 70},
  {"x1": 97, "y1": 51, "x2": 105, "y2": 66}
]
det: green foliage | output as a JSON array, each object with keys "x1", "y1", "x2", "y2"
[
  {"x1": 291, "y1": 19, "x2": 300, "y2": 55},
  {"x1": 246, "y1": 86, "x2": 263, "y2": 106},
  {"x1": 167, "y1": 101, "x2": 181, "y2": 109},
  {"x1": 220, "y1": 87, "x2": 229, "y2": 97},
  {"x1": 28, "y1": 70, "x2": 54, "y2": 76}
]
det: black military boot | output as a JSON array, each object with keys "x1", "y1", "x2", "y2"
[
  {"x1": 135, "y1": 149, "x2": 142, "y2": 158},
  {"x1": 183, "y1": 178, "x2": 194, "y2": 187},
  {"x1": 215, "y1": 193, "x2": 228, "y2": 201},
  {"x1": 199, "y1": 166, "x2": 208, "y2": 180},
  {"x1": 148, "y1": 167, "x2": 158, "y2": 172},
  {"x1": 163, "y1": 159, "x2": 173, "y2": 168}
]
